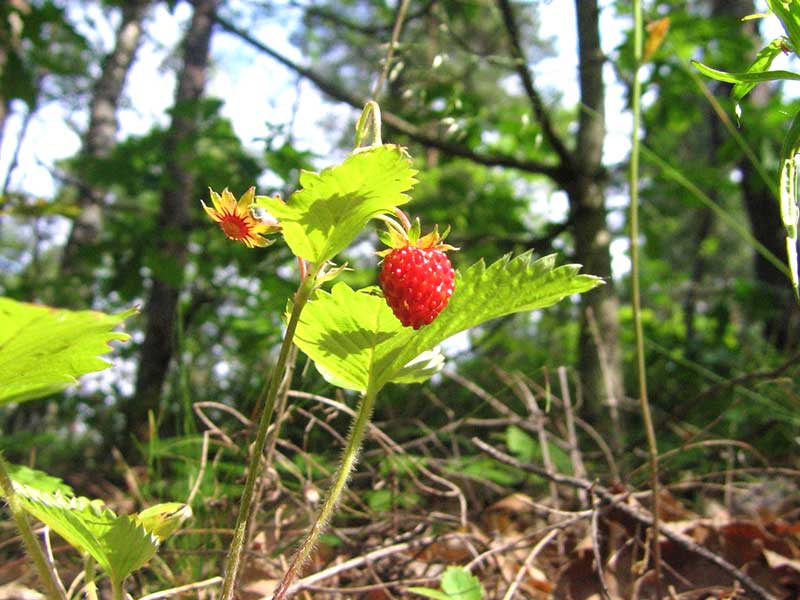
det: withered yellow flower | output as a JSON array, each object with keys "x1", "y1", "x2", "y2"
[{"x1": 202, "y1": 187, "x2": 279, "y2": 248}]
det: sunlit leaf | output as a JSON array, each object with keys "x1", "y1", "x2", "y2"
[
  {"x1": 7, "y1": 464, "x2": 74, "y2": 496},
  {"x1": 255, "y1": 144, "x2": 417, "y2": 263},
  {"x1": 293, "y1": 252, "x2": 602, "y2": 393},
  {"x1": 134, "y1": 502, "x2": 193, "y2": 541},
  {"x1": 0, "y1": 298, "x2": 134, "y2": 406}
]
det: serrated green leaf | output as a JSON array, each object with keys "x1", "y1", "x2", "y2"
[
  {"x1": 409, "y1": 566, "x2": 483, "y2": 600},
  {"x1": 691, "y1": 60, "x2": 800, "y2": 85},
  {"x1": 11, "y1": 484, "x2": 159, "y2": 585},
  {"x1": 7, "y1": 464, "x2": 74, "y2": 495},
  {"x1": 0, "y1": 298, "x2": 134, "y2": 406},
  {"x1": 255, "y1": 145, "x2": 417, "y2": 263},
  {"x1": 294, "y1": 252, "x2": 601, "y2": 393},
  {"x1": 731, "y1": 38, "x2": 784, "y2": 105}
]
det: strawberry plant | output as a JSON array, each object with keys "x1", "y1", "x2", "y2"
[
  {"x1": 0, "y1": 101, "x2": 601, "y2": 599},
  {"x1": 204, "y1": 102, "x2": 602, "y2": 599}
]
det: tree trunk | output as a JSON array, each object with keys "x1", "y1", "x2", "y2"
[
  {"x1": 570, "y1": 0, "x2": 624, "y2": 423},
  {"x1": 59, "y1": 0, "x2": 151, "y2": 303},
  {"x1": 131, "y1": 0, "x2": 217, "y2": 439}
]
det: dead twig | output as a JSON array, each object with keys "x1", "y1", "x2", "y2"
[{"x1": 471, "y1": 437, "x2": 777, "y2": 600}]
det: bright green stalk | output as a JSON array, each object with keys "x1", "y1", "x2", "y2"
[
  {"x1": 219, "y1": 265, "x2": 320, "y2": 600},
  {"x1": 0, "y1": 453, "x2": 67, "y2": 600},
  {"x1": 84, "y1": 556, "x2": 100, "y2": 600},
  {"x1": 630, "y1": 0, "x2": 662, "y2": 594},
  {"x1": 272, "y1": 385, "x2": 379, "y2": 600},
  {"x1": 111, "y1": 579, "x2": 124, "y2": 600}
]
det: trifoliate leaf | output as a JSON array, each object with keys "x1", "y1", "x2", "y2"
[
  {"x1": 12, "y1": 485, "x2": 159, "y2": 586},
  {"x1": 0, "y1": 298, "x2": 134, "y2": 406},
  {"x1": 255, "y1": 144, "x2": 417, "y2": 263},
  {"x1": 293, "y1": 252, "x2": 602, "y2": 393}
]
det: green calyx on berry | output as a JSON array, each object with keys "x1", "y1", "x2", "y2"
[{"x1": 377, "y1": 213, "x2": 458, "y2": 330}]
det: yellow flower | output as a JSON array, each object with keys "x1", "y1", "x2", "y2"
[{"x1": 202, "y1": 187, "x2": 279, "y2": 248}]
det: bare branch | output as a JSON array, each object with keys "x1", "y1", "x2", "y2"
[
  {"x1": 495, "y1": 0, "x2": 573, "y2": 167},
  {"x1": 213, "y1": 15, "x2": 568, "y2": 183},
  {"x1": 472, "y1": 437, "x2": 777, "y2": 600}
]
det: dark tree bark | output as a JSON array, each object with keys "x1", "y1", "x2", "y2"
[
  {"x1": 569, "y1": 0, "x2": 624, "y2": 421},
  {"x1": 131, "y1": 0, "x2": 217, "y2": 437},
  {"x1": 59, "y1": 0, "x2": 151, "y2": 303},
  {"x1": 739, "y1": 84, "x2": 799, "y2": 349}
]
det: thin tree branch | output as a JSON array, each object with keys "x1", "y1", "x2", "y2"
[
  {"x1": 213, "y1": 15, "x2": 568, "y2": 183},
  {"x1": 494, "y1": 0, "x2": 573, "y2": 167},
  {"x1": 292, "y1": 0, "x2": 436, "y2": 37}
]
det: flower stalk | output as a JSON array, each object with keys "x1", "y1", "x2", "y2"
[
  {"x1": 272, "y1": 385, "x2": 379, "y2": 600},
  {"x1": 219, "y1": 263, "x2": 321, "y2": 600}
]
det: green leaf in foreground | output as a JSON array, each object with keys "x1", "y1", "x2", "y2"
[
  {"x1": 12, "y1": 485, "x2": 159, "y2": 586},
  {"x1": 409, "y1": 566, "x2": 484, "y2": 600},
  {"x1": 7, "y1": 464, "x2": 74, "y2": 496},
  {"x1": 0, "y1": 298, "x2": 134, "y2": 406},
  {"x1": 293, "y1": 252, "x2": 602, "y2": 393},
  {"x1": 255, "y1": 144, "x2": 417, "y2": 264}
]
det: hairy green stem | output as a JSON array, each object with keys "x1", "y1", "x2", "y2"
[
  {"x1": 0, "y1": 453, "x2": 67, "y2": 600},
  {"x1": 219, "y1": 266, "x2": 320, "y2": 600},
  {"x1": 272, "y1": 387, "x2": 379, "y2": 600},
  {"x1": 111, "y1": 578, "x2": 124, "y2": 600},
  {"x1": 84, "y1": 556, "x2": 99, "y2": 600},
  {"x1": 630, "y1": 2, "x2": 662, "y2": 596}
]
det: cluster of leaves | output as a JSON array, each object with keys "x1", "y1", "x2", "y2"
[{"x1": 254, "y1": 141, "x2": 600, "y2": 396}]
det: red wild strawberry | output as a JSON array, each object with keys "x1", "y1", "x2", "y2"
[{"x1": 378, "y1": 215, "x2": 456, "y2": 329}]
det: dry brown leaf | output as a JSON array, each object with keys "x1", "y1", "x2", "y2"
[{"x1": 643, "y1": 17, "x2": 670, "y2": 63}]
